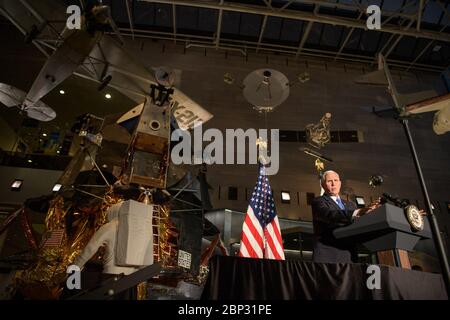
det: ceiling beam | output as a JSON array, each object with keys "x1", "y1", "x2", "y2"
[
  {"x1": 380, "y1": 0, "x2": 417, "y2": 27},
  {"x1": 417, "y1": 0, "x2": 424, "y2": 31},
  {"x1": 279, "y1": 0, "x2": 295, "y2": 12},
  {"x1": 172, "y1": 3, "x2": 176, "y2": 43},
  {"x1": 334, "y1": 11, "x2": 364, "y2": 61},
  {"x1": 376, "y1": 1, "x2": 416, "y2": 59},
  {"x1": 283, "y1": 0, "x2": 412, "y2": 19},
  {"x1": 125, "y1": 0, "x2": 135, "y2": 40},
  {"x1": 405, "y1": 24, "x2": 448, "y2": 72},
  {"x1": 0, "y1": 6, "x2": 49, "y2": 57},
  {"x1": 405, "y1": 40, "x2": 434, "y2": 72},
  {"x1": 384, "y1": 19, "x2": 415, "y2": 58},
  {"x1": 383, "y1": 0, "x2": 429, "y2": 58},
  {"x1": 262, "y1": 0, "x2": 274, "y2": 12},
  {"x1": 215, "y1": 0, "x2": 224, "y2": 48},
  {"x1": 256, "y1": 0, "x2": 271, "y2": 53},
  {"x1": 18, "y1": 0, "x2": 45, "y2": 24},
  {"x1": 436, "y1": 1, "x2": 450, "y2": 26},
  {"x1": 296, "y1": 5, "x2": 319, "y2": 57},
  {"x1": 139, "y1": 0, "x2": 450, "y2": 42},
  {"x1": 256, "y1": 15, "x2": 268, "y2": 53},
  {"x1": 117, "y1": 27, "x2": 445, "y2": 72}
]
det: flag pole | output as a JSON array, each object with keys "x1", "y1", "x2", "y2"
[
  {"x1": 315, "y1": 158, "x2": 325, "y2": 196},
  {"x1": 262, "y1": 111, "x2": 269, "y2": 258}
]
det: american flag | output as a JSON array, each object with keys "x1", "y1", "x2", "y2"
[
  {"x1": 238, "y1": 164, "x2": 285, "y2": 260},
  {"x1": 42, "y1": 229, "x2": 65, "y2": 248}
]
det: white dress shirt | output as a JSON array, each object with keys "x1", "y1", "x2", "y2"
[{"x1": 329, "y1": 195, "x2": 360, "y2": 220}]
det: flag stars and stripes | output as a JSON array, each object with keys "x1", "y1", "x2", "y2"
[{"x1": 238, "y1": 164, "x2": 285, "y2": 261}]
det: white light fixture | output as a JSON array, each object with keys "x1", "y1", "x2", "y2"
[
  {"x1": 433, "y1": 45, "x2": 442, "y2": 52},
  {"x1": 105, "y1": 93, "x2": 112, "y2": 99},
  {"x1": 52, "y1": 183, "x2": 62, "y2": 192},
  {"x1": 42, "y1": 133, "x2": 47, "y2": 137},
  {"x1": 59, "y1": 90, "x2": 65, "y2": 95},
  {"x1": 11, "y1": 179, "x2": 23, "y2": 191},
  {"x1": 27, "y1": 159, "x2": 33, "y2": 163},
  {"x1": 355, "y1": 196, "x2": 365, "y2": 208},
  {"x1": 281, "y1": 191, "x2": 291, "y2": 203}
]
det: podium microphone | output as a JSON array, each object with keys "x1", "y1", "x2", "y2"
[{"x1": 381, "y1": 192, "x2": 410, "y2": 208}]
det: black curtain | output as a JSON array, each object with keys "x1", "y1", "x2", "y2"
[{"x1": 201, "y1": 256, "x2": 447, "y2": 300}]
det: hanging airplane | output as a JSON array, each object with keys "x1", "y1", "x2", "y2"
[
  {"x1": 355, "y1": 54, "x2": 450, "y2": 135},
  {"x1": 0, "y1": 1, "x2": 220, "y2": 295},
  {"x1": 0, "y1": 0, "x2": 213, "y2": 129}
]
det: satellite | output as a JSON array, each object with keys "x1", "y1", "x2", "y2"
[
  {"x1": 225, "y1": 69, "x2": 309, "y2": 113},
  {"x1": 305, "y1": 113, "x2": 332, "y2": 149},
  {"x1": 242, "y1": 69, "x2": 290, "y2": 113}
]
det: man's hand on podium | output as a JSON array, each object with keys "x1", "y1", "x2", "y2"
[{"x1": 354, "y1": 198, "x2": 382, "y2": 219}]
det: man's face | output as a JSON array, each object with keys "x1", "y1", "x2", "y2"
[{"x1": 323, "y1": 172, "x2": 341, "y2": 196}]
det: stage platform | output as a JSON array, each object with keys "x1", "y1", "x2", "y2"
[{"x1": 201, "y1": 255, "x2": 448, "y2": 300}]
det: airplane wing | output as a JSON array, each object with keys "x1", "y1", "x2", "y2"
[
  {"x1": 25, "y1": 30, "x2": 103, "y2": 106},
  {"x1": 0, "y1": 83, "x2": 27, "y2": 107},
  {"x1": 1, "y1": 0, "x2": 213, "y2": 128},
  {"x1": 405, "y1": 93, "x2": 450, "y2": 114},
  {"x1": 0, "y1": 0, "x2": 82, "y2": 119},
  {"x1": 1, "y1": 0, "x2": 110, "y2": 106},
  {"x1": 76, "y1": 36, "x2": 213, "y2": 130},
  {"x1": 405, "y1": 94, "x2": 450, "y2": 135},
  {"x1": 397, "y1": 89, "x2": 438, "y2": 110}
]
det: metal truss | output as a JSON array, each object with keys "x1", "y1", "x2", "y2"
[{"x1": 132, "y1": 0, "x2": 450, "y2": 72}]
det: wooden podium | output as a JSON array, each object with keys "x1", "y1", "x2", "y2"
[{"x1": 334, "y1": 203, "x2": 432, "y2": 268}]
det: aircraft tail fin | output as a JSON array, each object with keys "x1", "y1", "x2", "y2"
[{"x1": 354, "y1": 69, "x2": 388, "y2": 86}]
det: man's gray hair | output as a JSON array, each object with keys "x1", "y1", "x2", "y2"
[{"x1": 321, "y1": 170, "x2": 340, "y2": 184}]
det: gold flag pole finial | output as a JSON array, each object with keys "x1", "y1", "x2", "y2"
[{"x1": 315, "y1": 158, "x2": 324, "y2": 172}]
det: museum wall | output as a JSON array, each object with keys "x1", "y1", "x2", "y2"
[
  {"x1": 124, "y1": 39, "x2": 450, "y2": 240},
  {"x1": 0, "y1": 167, "x2": 62, "y2": 204},
  {"x1": 0, "y1": 25, "x2": 449, "y2": 253}
]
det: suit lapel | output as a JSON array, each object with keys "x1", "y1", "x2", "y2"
[{"x1": 323, "y1": 194, "x2": 345, "y2": 212}]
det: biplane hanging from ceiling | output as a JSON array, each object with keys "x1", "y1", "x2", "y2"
[{"x1": 0, "y1": 0, "x2": 213, "y2": 129}]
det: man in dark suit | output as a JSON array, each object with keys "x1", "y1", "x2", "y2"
[{"x1": 312, "y1": 170, "x2": 379, "y2": 264}]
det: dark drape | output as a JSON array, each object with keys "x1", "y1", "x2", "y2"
[{"x1": 201, "y1": 256, "x2": 447, "y2": 300}]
